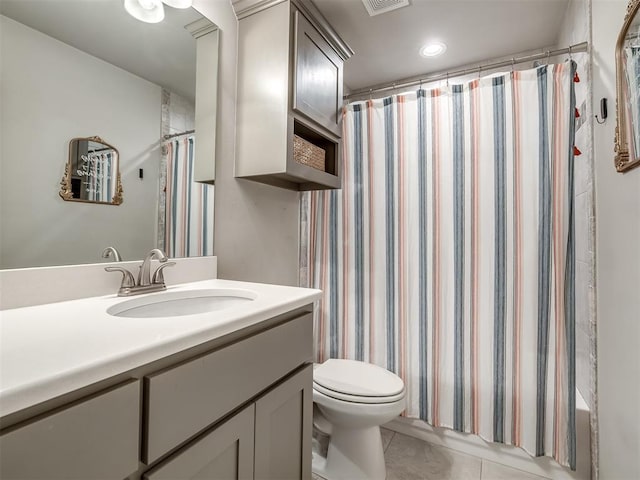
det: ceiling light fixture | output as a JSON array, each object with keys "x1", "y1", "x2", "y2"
[
  {"x1": 162, "y1": 0, "x2": 193, "y2": 8},
  {"x1": 124, "y1": 0, "x2": 165, "y2": 23},
  {"x1": 420, "y1": 42, "x2": 447, "y2": 58}
]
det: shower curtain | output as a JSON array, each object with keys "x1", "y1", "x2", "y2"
[
  {"x1": 83, "y1": 151, "x2": 115, "y2": 202},
  {"x1": 165, "y1": 136, "x2": 214, "y2": 258},
  {"x1": 302, "y1": 63, "x2": 576, "y2": 469}
]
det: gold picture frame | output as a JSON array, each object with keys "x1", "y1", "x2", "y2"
[
  {"x1": 614, "y1": 0, "x2": 640, "y2": 172},
  {"x1": 59, "y1": 136, "x2": 123, "y2": 205}
]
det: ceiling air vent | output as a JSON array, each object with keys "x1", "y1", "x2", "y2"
[{"x1": 361, "y1": 0, "x2": 410, "y2": 17}]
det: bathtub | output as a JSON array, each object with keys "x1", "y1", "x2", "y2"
[{"x1": 385, "y1": 389, "x2": 591, "y2": 480}]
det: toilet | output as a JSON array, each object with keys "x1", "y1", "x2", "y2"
[{"x1": 312, "y1": 359, "x2": 406, "y2": 480}]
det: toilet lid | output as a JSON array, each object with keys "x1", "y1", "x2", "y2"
[{"x1": 313, "y1": 359, "x2": 405, "y2": 398}]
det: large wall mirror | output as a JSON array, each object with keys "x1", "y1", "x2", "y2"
[
  {"x1": 0, "y1": 0, "x2": 218, "y2": 269},
  {"x1": 615, "y1": 0, "x2": 640, "y2": 172}
]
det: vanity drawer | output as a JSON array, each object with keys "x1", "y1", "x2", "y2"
[
  {"x1": 0, "y1": 380, "x2": 140, "y2": 480},
  {"x1": 144, "y1": 313, "x2": 313, "y2": 463}
]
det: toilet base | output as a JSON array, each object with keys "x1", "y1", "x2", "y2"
[{"x1": 312, "y1": 425, "x2": 386, "y2": 480}]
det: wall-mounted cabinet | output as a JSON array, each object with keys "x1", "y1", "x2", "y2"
[{"x1": 235, "y1": 0, "x2": 352, "y2": 190}]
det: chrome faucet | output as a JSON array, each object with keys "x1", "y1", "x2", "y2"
[
  {"x1": 101, "y1": 246, "x2": 122, "y2": 262},
  {"x1": 105, "y1": 248, "x2": 175, "y2": 296}
]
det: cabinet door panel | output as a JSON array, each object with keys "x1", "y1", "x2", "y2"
[
  {"x1": 254, "y1": 365, "x2": 313, "y2": 480},
  {"x1": 293, "y1": 11, "x2": 343, "y2": 137},
  {"x1": 144, "y1": 404, "x2": 255, "y2": 480},
  {"x1": 0, "y1": 380, "x2": 140, "y2": 480}
]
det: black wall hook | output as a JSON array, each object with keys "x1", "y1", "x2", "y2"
[{"x1": 596, "y1": 98, "x2": 608, "y2": 124}]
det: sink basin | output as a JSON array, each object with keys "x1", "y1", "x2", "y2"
[{"x1": 107, "y1": 288, "x2": 257, "y2": 318}]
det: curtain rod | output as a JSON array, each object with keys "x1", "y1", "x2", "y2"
[
  {"x1": 344, "y1": 41, "x2": 589, "y2": 100},
  {"x1": 163, "y1": 129, "x2": 195, "y2": 140}
]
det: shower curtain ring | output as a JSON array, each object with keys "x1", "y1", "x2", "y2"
[
  {"x1": 511, "y1": 58, "x2": 516, "y2": 72},
  {"x1": 446, "y1": 72, "x2": 450, "y2": 87},
  {"x1": 369, "y1": 88, "x2": 373, "y2": 100},
  {"x1": 568, "y1": 45, "x2": 573, "y2": 61},
  {"x1": 546, "y1": 50, "x2": 551, "y2": 65}
]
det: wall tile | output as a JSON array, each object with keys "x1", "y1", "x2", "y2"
[
  {"x1": 575, "y1": 190, "x2": 592, "y2": 264},
  {"x1": 576, "y1": 258, "x2": 592, "y2": 407}
]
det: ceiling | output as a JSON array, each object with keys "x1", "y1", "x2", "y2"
[
  {"x1": 312, "y1": 0, "x2": 571, "y2": 92},
  {"x1": 0, "y1": 0, "x2": 206, "y2": 101},
  {"x1": 1, "y1": 0, "x2": 570, "y2": 97}
]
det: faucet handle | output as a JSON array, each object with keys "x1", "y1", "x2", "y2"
[
  {"x1": 105, "y1": 266, "x2": 136, "y2": 288},
  {"x1": 151, "y1": 262, "x2": 176, "y2": 285}
]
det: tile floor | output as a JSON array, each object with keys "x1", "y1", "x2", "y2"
[{"x1": 312, "y1": 428, "x2": 548, "y2": 480}]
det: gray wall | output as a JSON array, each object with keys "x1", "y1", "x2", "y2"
[
  {"x1": 0, "y1": 16, "x2": 161, "y2": 269},
  {"x1": 194, "y1": 0, "x2": 300, "y2": 287},
  {"x1": 592, "y1": 0, "x2": 640, "y2": 478}
]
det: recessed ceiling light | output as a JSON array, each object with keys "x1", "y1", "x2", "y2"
[
  {"x1": 420, "y1": 42, "x2": 447, "y2": 58},
  {"x1": 124, "y1": 0, "x2": 165, "y2": 23}
]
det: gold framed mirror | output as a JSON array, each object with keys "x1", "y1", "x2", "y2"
[
  {"x1": 59, "y1": 136, "x2": 123, "y2": 205},
  {"x1": 615, "y1": 0, "x2": 640, "y2": 172}
]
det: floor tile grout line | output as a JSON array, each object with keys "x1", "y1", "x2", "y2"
[{"x1": 384, "y1": 430, "x2": 396, "y2": 453}]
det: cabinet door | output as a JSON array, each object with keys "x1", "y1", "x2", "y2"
[
  {"x1": 254, "y1": 365, "x2": 313, "y2": 480},
  {"x1": 0, "y1": 380, "x2": 140, "y2": 480},
  {"x1": 144, "y1": 404, "x2": 255, "y2": 480},
  {"x1": 292, "y1": 11, "x2": 343, "y2": 137}
]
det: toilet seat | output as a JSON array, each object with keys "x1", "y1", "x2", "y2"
[
  {"x1": 313, "y1": 359, "x2": 405, "y2": 404},
  {"x1": 313, "y1": 381, "x2": 405, "y2": 404}
]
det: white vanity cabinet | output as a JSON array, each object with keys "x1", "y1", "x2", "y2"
[
  {"x1": 235, "y1": 0, "x2": 352, "y2": 190},
  {"x1": 0, "y1": 307, "x2": 315, "y2": 480}
]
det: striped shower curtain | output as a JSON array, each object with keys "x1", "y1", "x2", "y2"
[
  {"x1": 165, "y1": 136, "x2": 214, "y2": 258},
  {"x1": 302, "y1": 63, "x2": 576, "y2": 469}
]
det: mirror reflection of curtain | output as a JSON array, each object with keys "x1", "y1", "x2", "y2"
[
  {"x1": 164, "y1": 136, "x2": 214, "y2": 258},
  {"x1": 624, "y1": 46, "x2": 640, "y2": 158},
  {"x1": 83, "y1": 151, "x2": 115, "y2": 202}
]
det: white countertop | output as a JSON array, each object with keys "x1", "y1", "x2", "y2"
[{"x1": 0, "y1": 279, "x2": 321, "y2": 417}]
